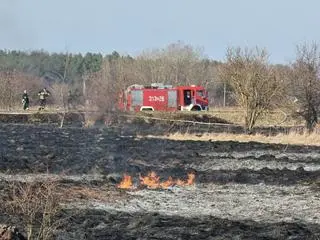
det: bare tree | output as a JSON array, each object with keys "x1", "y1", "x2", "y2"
[
  {"x1": 0, "y1": 70, "x2": 15, "y2": 110},
  {"x1": 0, "y1": 71, "x2": 44, "y2": 111},
  {"x1": 289, "y1": 42, "x2": 320, "y2": 132},
  {"x1": 82, "y1": 59, "x2": 122, "y2": 127},
  {"x1": 45, "y1": 53, "x2": 71, "y2": 127},
  {"x1": 3, "y1": 180, "x2": 62, "y2": 240},
  {"x1": 137, "y1": 41, "x2": 211, "y2": 86},
  {"x1": 219, "y1": 47, "x2": 284, "y2": 131}
]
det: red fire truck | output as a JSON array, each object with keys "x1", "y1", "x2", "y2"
[{"x1": 118, "y1": 83, "x2": 209, "y2": 112}]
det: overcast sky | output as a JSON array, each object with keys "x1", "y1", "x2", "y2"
[{"x1": 0, "y1": 0, "x2": 319, "y2": 63}]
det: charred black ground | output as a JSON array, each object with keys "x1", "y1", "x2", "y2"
[
  {"x1": 0, "y1": 123, "x2": 319, "y2": 185},
  {"x1": 0, "y1": 113, "x2": 319, "y2": 239}
]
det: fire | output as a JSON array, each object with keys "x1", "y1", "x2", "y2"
[
  {"x1": 175, "y1": 173, "x2": 195, "y2": 186},
  {"x1": 117, "y1": 171, "x2": 195, "y2": 190},
  {"x1": 160, "y1": 176, "x2": 175, "y2": 188},
  {"x1": 186, "y1": 173, "x2": 195, "y2": 185},
  {"x1": 139, "y1": 171, "x2": 161, "y2": 189},
  {"x1": 117, "y1": 174, "x2": 133, "y2": 189}
]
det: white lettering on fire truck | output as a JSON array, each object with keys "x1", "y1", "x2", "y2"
[{"x1": 148, "y1": 96, "x2": 165, "y2": 102}]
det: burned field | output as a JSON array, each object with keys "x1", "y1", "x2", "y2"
[{"x1": 0, "y1": 115, "x2": 320, "y2": 239}]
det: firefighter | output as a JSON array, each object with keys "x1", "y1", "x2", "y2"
[
  {"x1": 38, "y1": 87, "x2": 51, "y2": 111},
  {"x1": 185, "y1": 90, "x2": 192, "y2": 105},
  {"x1": 22, "y1": 90, "x2": 29, "y2": 110}
]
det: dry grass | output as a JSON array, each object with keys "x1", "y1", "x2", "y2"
[
  {"x1": 3, "y1": 180, "x2": 63, "y2": 240},
  {"x1": 136, "y1": 107, "x2": 303, "y2": 127},
  {"x1": 209, "y1": 107, "x2": 303, "y2": 126},
  {"x1": 0, "y1": 106, "x2": 304, "y2": 127},
  {"x1": 146, "y1": 131, "x2": 320, "y2": 146}
]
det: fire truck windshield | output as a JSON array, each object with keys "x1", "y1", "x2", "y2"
[{"x1": 196, "y1": 90, "x2": 204, "y2": 97}]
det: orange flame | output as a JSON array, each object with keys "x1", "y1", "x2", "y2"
[
  {"x1": 175, "y1": 173, "x2": 195, "y2": 186},
  {"x1": 186, "y1": 173, "x2": 196, "y2": 185},
  {"x1": 139, "y1": 171, "x2": 160, "y2": 189},
  {"x1": 117, "y1": 174, "x2": 133, "y2": 189},
  {"x1": 160, "y1": 176, "x2": 175, "y2": 188},
  {"x1": 117, "y1": 171, "x2": 195, "y2": 190}
]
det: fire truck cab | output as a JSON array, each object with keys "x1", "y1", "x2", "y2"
[{"x1": 118, "y1": 83, "x2": 209, "y2": 112}]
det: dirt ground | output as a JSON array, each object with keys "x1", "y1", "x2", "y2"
[{"x1": 0, "y1": 113, "x2": 319, "y2": 239}]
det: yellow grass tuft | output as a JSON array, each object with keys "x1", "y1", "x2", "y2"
[
  {"x1": 146, "y1": 130, "x2": 320, "y2": 146},
  {"x1": 209, "y1": 107, "x2": 303, "y2": 126}
]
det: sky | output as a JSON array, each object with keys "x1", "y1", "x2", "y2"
[{"x1": 0, "y1": 0, "x2": 319, "y2": 63}]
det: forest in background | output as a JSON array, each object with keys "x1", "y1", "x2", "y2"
[
  {"x1": 0, "y1": 41, "x2": 319, "y2": 131},
  {"x1": 0, "y1": 42, "x2": 235, "y2": 110}
]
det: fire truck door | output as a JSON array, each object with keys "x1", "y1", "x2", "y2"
[
  {"x1": 183, "y1": 90, "x2": 192, "y2": 105},
  {"x1": 168, "y1": 90, "x2": 177, "y2": 108},
  {"x1": 131, "y1": 90, "x2": 143, "y2": 108}
]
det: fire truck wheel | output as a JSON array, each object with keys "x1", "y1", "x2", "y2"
[{"x1": 191, "y1": 106, "x2": 201, "y2": 111}]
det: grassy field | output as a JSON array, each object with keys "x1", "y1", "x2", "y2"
[
  {"x1": 209, "y1": 107, "x2": 304, "y2": 127},
  {"x1": 148, "y1": 130, "x2": 320, "y2": 146},
  {"x1": 133, "y1": 107, "x2": 304, "y2": 127},
  {"x1": 138, "y1": 108, "x2": 316, "y2": 146},
  {"x1": 1, "y1": 106, "x2": 313, "y2": 147},
  {"x1": 135, "y1": 108, "x2": 317, "y2": 146},
  {"x1": 0, "y1": 105, "x2": 304, "y2": 126}
]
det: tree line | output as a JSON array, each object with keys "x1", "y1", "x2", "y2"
[{"x1": 0, "y1": 41, "x2": 319, "y2": 132}]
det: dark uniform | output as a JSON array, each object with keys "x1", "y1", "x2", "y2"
[
  {"x1": 38, "y1": 88, "x2": 50, "y2": 110},
  {"x1": 22, "y1": 90, "x2": 29, "y2": 110},
  {"x1": 184, "y1": 91, "x2": 192, "y2": 105}
]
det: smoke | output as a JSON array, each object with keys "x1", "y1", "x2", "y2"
[{"x1": 0, "y1": 0, "x2": 37, "y2": 50}]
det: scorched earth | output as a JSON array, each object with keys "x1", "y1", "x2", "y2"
[{"x1": 0, "y1": 119, "x2": 320, "y2": 239}]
